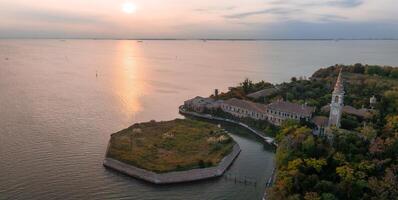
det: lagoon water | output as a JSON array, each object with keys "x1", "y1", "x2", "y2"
[{"x1": 1, "y1": 40, "x2": 398, "y2": 200}]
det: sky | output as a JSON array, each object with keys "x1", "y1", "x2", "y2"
[{"x1": 0, "y1": 0, "x2": 398, "y2": 39}]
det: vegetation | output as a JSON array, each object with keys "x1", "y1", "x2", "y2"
[
  {"x1": 107, "y1": 119, "x2": 235, "y2": 173},
  {"x1": 267, "y1": 115, "x2": 398, "y2": 200},
  {"x1": 211, "y1": 64, "x2": 398, "y2": 199},
  {"x1": 265, "y1": 64, "x2": 398, "y2": 200},
  {"x1": 216, "y1": 64, "x2": 398, "y2": 130},
  {"x1": 213, "y1": 78, "x2": 274, "y2": 100}
]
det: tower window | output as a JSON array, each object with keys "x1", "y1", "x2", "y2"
[{"x1": 334, "y1": 96, "x2": 339, "y2": 103}]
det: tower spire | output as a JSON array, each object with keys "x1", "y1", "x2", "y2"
[
  {"x1": 333, "y1": 68, "x2": 344, "y2": 94},
  {"x1": 328, "y1": 67, "x2": 344, "y2": 128}
]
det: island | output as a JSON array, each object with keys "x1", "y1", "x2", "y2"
[
  {"x1": 182, "y1": 63, "x2": 398, "y2": 200},
  {"x1": 104, "y1": 63, "x2": 398, "y2": 199},
  {"x1": 103, "y1": 119, "x2": 241, "y2": 184}
]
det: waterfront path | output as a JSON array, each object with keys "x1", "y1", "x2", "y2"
[
  {"x1": 104, "y1": 144, "x2": 241, "y2": 184},
  {"x1": 179, "y1": 106, "x2": 277, "y2": 147}
]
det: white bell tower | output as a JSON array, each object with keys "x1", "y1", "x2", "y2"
[{"x1": 329, "y1": 68, "x2": 344, "y2": 128}]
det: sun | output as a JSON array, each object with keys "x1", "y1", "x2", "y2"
[{"x1": 122, "y1": 2, "x2": 137, "y2": 14}]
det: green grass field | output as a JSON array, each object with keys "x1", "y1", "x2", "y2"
[{"x1": 106, "y1": 119, "x2": 235, "y2": 173}]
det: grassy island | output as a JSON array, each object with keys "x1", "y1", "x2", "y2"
[{"x1": 106, "y1": 119, "x2": 235, "y2": 173}]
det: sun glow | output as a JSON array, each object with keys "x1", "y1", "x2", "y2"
[{"x1": 122, "y1": 2, "x2": 137, "y2": 14}]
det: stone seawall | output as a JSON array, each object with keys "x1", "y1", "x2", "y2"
[{"x1": 103, "y1": 144, "x2": 241, "y2": 184}]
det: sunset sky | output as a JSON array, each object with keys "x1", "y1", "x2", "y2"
[{"x1": 1, "y1": 0, "x2": 397, "y2": 39}]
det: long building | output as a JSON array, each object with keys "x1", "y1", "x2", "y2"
[
  {"x1": 184, "y1": 96, "x2": 315, "y2": 126},
  {"x1": 221, "y1": 98, "x2": 314, "y2": 126},
  {"x1": 220, "y1": 98, "x2": 268, "y2": 120}
]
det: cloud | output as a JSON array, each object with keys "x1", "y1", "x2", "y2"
[
  {"x1": 6, "y1": 9, "x2": 106, "y2": 25},
  {"x1": 318, "y1": 14, "x2": 348, "y2": 22},
  {"x1": 224, "y1": 8, "x2": 300, "y2": 19},
  {"x1": 0, "y1": 2, "x2": 110, "y2": 26},
  {"x1": 25, "y1": 11, "x2": 103, "y2": 24},
  {"x1": 222, "y1": 0, "x2": 365, "y2": 22},
  {"x1": 326, "y1": 0, "x2": 364, "y2": 8},
  {"x1": 0, "y1": 0, "x2": 396, "y2": 39},
  {"x1": 0, "y1": 3, "x2": 115, "y2": 38},
  {"x1": 242, "y1": 20, "x2": 398, "y2": 39},
  {"x1": 270, "y1": 0, "x2": 364, "y2": 8},
  {"x1": 194, "y1": 6, "x2": 236, "y2": 13}
]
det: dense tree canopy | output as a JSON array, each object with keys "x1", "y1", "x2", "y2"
[
  {"x1": 211, "y1": 64, "x2": 398, "y2": 199},
  {"x1": 266, "y1": 64, "x2": 398, "y2": 200}
]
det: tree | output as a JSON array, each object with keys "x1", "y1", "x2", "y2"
[
  {"x1": 352, "y1": 63, "x2": 365, "y2": 74},
  {"x1": 304, "y1": 158, "x2": 327, "y2": 173},
  {"x1": 390, "y1": 68, "x2": 398, "y2": 79},
  {"x1": 384, "y1": 115, "x2": 398, "y2": 134},
  {"x1": 359, "y1": 125, "x2": 377, "y2": 142},
  {"x1": 321, "y1": 193, "x2": 337, "y2": 200},
  {"x1": 304, "y1": 192, "x2": 321, "y2": 200},
  {"x1": 240, "y1": 78, "x2": 254, "y2": 94},
  {"x1": 302, "y1": 136, "x2": 316, "y2": 156},
  {"x1": 366, "y1": 65, "x2": 384, "y2": 76},
  {"x1": 336, "y1": 165, "x2": 355, "y2": 182}
]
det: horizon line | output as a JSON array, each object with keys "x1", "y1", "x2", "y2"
[{"x1": 0, "y1": 37, "x2": 397, "y2": 41}]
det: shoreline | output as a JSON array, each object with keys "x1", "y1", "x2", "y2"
[{"x1": 103, "y1": 143, "x2": 241, "y2": 184}]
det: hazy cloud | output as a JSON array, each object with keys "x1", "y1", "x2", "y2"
[
  {"x1": 319, "y1": 14, "x2": 348, "y2": 22},
  {"x1": 194, "y1": 6, "x2": 236, "y2": 13},
  {"x1": 326, "y1": 0, "x2": 364, "y2": 8},
  {"x1": 2, "y1": 7, "x2": 107, "y2": 25},
  {"x1": 224, "y1": 8, "x2": 300, "y2": 19},
  {"x1": 270, "y1": 0, "x2": 364, "y2": 8},
  {"x1": 0, "y1": 0, "x2": 396, "y2": 39}
]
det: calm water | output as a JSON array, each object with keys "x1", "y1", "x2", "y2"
[{"x1": 1, "y1": 40, "x2": 398, "y2": 200}]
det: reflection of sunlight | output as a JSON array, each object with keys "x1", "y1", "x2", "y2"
[{"x1": 113, "y1": 41, "x2": 149, "y2": 118}]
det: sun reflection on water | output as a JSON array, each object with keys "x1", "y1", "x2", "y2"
[{"x1": 112, "y1": 41, "x2": 150, "y2": 120}]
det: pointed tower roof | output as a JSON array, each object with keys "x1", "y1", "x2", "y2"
[{"x1": 333, "y1": 68, "x2": 344, "y2": 94}]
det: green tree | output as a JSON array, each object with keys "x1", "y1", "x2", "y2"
[
  {"x1": 359, "y1": 125, "x2": 377, "y2": 142},
  {"x1": 304, "y1": 158, "x2": 327, "y2": 173},
  {"x1": 240, "y1": 78, "x2": 254, "y2": 94},
  {"x1": 389, "y1": 68, "x2": 398, "y2": 78},
  {"x1": 336, "y1": 165, "x2": 355, "y2": 182},
  {"x1": 304, "y1": 192, "x2": 321, "y2": 200}
]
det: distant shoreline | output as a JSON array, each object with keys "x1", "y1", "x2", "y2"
[{"x1": 1, "y1": 38, "x2": 397, "y2": 41}]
